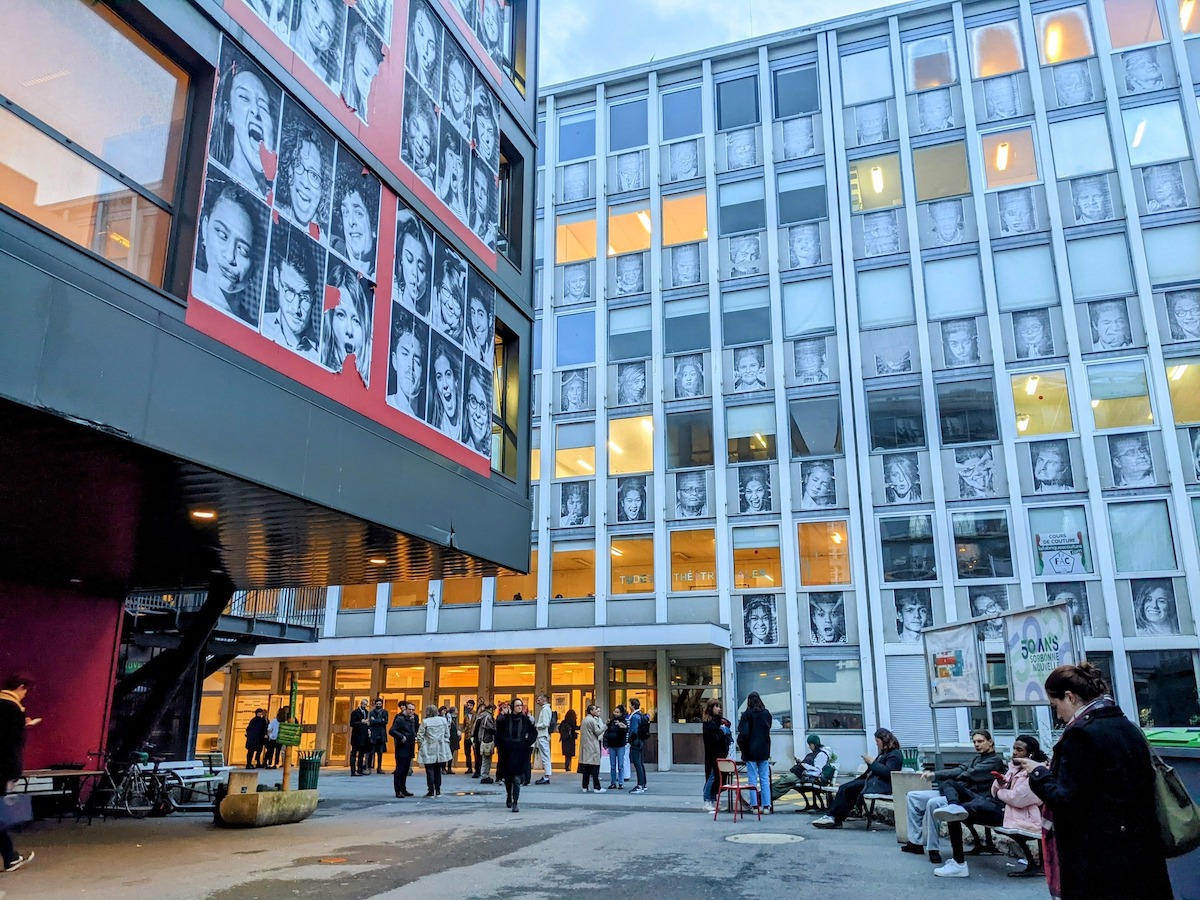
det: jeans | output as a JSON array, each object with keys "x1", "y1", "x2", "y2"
[
  {"x1": 537, "y1": 734, "x2": 552, "y2": 776},
  {"x1": 629, "y1": 742, "x2": 647, "y2": 787},
  {"x1": 907, "y1": 789, "x2": 948, "y2": 851},
  {"x1": 703, "y1": 771, "x2": 718, "y2": 803},
  {"x1": 607, "y1": 747, "x2": 625, "y2": 786},
  {"x1": 425, "y1": 761, "x2": 443, "y2": 795},
  {"x1": 744, "y1": 760, "x2": 770, "y2": 808}
]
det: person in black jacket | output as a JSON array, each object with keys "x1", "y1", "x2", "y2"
[
  {"x1": 1015, "y1": 662, "x2": 1171, "y2": 900},
  {"x1": 0, "y1": 674, "x2": 38, "y2": 872},
  {"x1": 244, "y1": 708, "x2": 268, "y2": 768},
  {"x1": 368, "y1": 698, "x2": 389, "y2": 774},
  {"x1": 814, "y1": 727, "x2": 903, "y2": 828},
  {"x1": 604, "y1": 706, "x2": 629, "y2": 790},
  {"x1": 558, "y1": 709, "x2": 579, "y2": 773},
  {"x1": 388, "y1": 701, "x2": 417, "y2": 798},
  {"x1": 349, "y1": 699, "x2": 371, "y2": 775},
  {"x1": 737, "y1": 692, "x2": 773, "y2": 812},
  {"x1": 701, "y1": 699, "x2": 733, "y2": 813},
  {"x1": 495, "y1": 698, "x2": 537, "y2": 813}
]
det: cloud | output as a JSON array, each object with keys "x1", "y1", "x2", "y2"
[{"x1": 539, "y1": 0, "x2": 893, "y2": 87}]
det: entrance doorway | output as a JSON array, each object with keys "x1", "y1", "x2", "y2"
[
  {"x1": 379, "y1": 664, "x2": 425, "y2": 728},
  {"x1": 328, "y1": 667, "x2": 372, "y2": 766},
  {"x1": 548, "y1": 660, "x2": 595, "y2": 767}
]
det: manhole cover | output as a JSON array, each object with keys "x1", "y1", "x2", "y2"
[{"x1": 725, "y1": 833, "x2": 805, "y2": 845}]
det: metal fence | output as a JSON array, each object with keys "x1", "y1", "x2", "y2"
[{"x1": 125, "y1": 587, "x2": 326, "y2": 631}]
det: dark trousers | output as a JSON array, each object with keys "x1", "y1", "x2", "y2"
[
  {"x1": 0, "y1": 826, "x2": 15, "y2": 866},
  {"x1": 505, "y1": 773, "x2": 522, "y2": 805},
  {"x1": 425, "y1": 761, "x2": 443, "y2": 794},
  {"x1": 464, "y1": 738, "x2": 474, "y2": 773},
  {"x1": 350, "y1": 746, "x2": 368, "y2": 774},
  {"x1": 393, "y1": 754, "x2": 413, "y2": 795},
  {"x1": 829, "y1": 777, "x2": 868, "y2": 824},
  {"x1": 246, "y1": 746, "x2": 262, "y2": 768},
  {"x1": 472, "y1": 740, "x2": 482, "y2": 776},
  {"x1": 580, "y1": 764, "x2": 601, "y2": 790},
  {"x1": 629, "y1": 742, "x2": 647, "y2": 787},
  {"x1": 372, "y1": 740, "x2": 386, "y2": 771}
]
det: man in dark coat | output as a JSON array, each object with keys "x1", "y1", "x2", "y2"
[
  {"x1": 0, "y1": 674, "x2": 37, "y2": 871},
  {"x1": 368, "y1": 699, "x2": 390, "y2": 774},
  {"x1": 349, "y1": 699, "x2": 371, "y2": 775},
  {"x1": 388, "y1": 702, "x2": 417, "y2": 798},
  {"x1": 244, "y1": 708, "x2": 268, "y2": 768},
  {"x1": 494, "y1": 698, "x2": 537, "y2": 813}
]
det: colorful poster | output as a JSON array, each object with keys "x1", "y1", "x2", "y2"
[
  {"x1": 923, "y1": 623, "x2": 982, "y2": 707},
  {"x1": 1034, "y1": 531, "x2": 1088, "y2": 576},
  {"x1": 1004, "y1": 603, "x2": 1077, "y2": 705}
]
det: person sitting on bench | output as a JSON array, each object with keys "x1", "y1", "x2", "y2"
[
  {"x1": 812, "y1": 728, "x2": 902, "y2": 828},
  {"x1": 771, "y1": 734, "x2": 832, "y2": 804}
]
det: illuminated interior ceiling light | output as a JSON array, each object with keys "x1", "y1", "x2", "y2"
[
  {"x1": 1016, "y1": 414, "x2": 1031, "y2": 432},
  {"x1": 831, "y1": 532, "x2": 844, "y2": 544},
  {"x1": 870, "y1": 166, "x2": 884, "y2": 193},
  {"x1": 1025, "y1": 374, "x2": 1040, "y2": 395},
  {"x1": 1170, "y1": 364, "x2": 1188, "y2": 380},
  {"x1": 641, "y1": 419, "x2": 654, "y2": 432},
  {"x1": 607, "y1": 244, "x2": 616, "y2": 256},
  {"x1": 369, "y1": 557, "x2": 388, "y2": 565},
  {"x1": 107, "y1": 232, "x2": 131, "y2": 249},
  {"x1": 1184, "y1": 0, "x2": 1196, "y2": 30},
  {"x1": 611, "y1": 546, "x2": 624, "y2": 557},
  {"x1": 1132, "y1": 119, "x2": 1147, "y2": 148},
  {"x1": 577, "y1": 458, "x2": 594, "y2": 471},
  {"x1": 754, "y1": 432, "x2": 765, "y2": 447},
  {"x1": 608, "y1": 441, "x2": 623, "y2": 454},
  {"x1": 190, "y1": 509, "x2": 217, "y2": 521},
  {"x1": 1091, "y1": 399, "x2": 1100, "y2": 408},
  {"x1": 636, "y1": 210, "x2": 652, "y2": 233},
  {"x1": 1045, "y1": 24, "x2": 1062, "y2": 62},
  {"x1": 995, "y1": 141, "x2": 1010, "y2": 172}
]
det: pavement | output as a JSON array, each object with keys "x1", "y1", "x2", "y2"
[{"x1": 0, "y1": 768, "x2": 1051, "y2": 899}]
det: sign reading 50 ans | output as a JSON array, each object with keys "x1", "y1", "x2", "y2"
[{"x1": 1004, "y1": 603, "x2": 1077, "y2": 705}]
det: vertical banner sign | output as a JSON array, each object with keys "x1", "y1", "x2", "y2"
[
  {"x1": 923, "y1": 623, "x2": 983, "y2": 707},
  {"x1": 1004, "y1": 603, "x2": 1076, "y2": 705}
]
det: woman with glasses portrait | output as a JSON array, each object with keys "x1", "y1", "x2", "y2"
[
  {"x1": 461, "y1": 358, "x2": 493, "y2": 456},
  {"x1": 262, "y1": 221, "x2": 322, "y2": 361},
  {"x1": 275, "y1": 101, "x2": 334, "y2": 237}
]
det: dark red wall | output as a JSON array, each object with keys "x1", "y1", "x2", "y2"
[{"x1": 0, "y1": 585, "x2": 123, "y2": 769}]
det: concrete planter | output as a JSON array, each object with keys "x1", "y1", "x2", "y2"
[{"x1": 218, "y1": 789, "x2": 318, "y2": 827}]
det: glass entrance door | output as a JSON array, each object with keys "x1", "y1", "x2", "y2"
[
  {"x1": 329, "y1": 667, "x2": 372, "y2": 766},
  {"x1": 549, "y1": 660, "x2": 596, "y2": 766}
]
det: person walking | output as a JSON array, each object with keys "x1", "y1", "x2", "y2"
[
  {"x1": 476, "y1": 702, "x2": 497, "y2": 783},
  {"x1": 626, "y1": 699, "x2": 649, "y2": 794},
  {"x1": 416, "y1": 705, "x2": 451, "y2": 797},
  {"x1": 534, "y1": 694, "x2": 554, "y2": 784},
  {"x1": 349, "y1": 698, "x2": 371, "y2": 775},
  {"x1": 0, "y1": 674, "x2": 38, "y2": 872},
  {"x1": 495, "y1": 698, "x2": 536, "y2": 812},
  {"x1": 737, "y1": 692, "x2": 772, "y2": 813},
  {"x1": 389, "y1": 701, "x2": 416, "y2": 797},
  {"x1": 461, "y1": 700, "x2": 476, "y2": 777},
  {"x1": 1016, "y1": 663, "x2": 1171, "y2": 899},
  {"x1": 368, "y1": 698, "x2": 389, "y2": 774},
  {"x1": 244, "y1": 708, "x2": 268, "y2": 768},
  {"x1": 604, "y1": 706, "x2": 629, "y2": 790},
  {"x1": 578, "y1": 705, "x2": 605, "y2": 793},
  {"x1": 701, "y1": 699, "x2": 732, "y2": 813},
  {"x1": 558, "y1": 709, "x2": 579, "y2": 774}
]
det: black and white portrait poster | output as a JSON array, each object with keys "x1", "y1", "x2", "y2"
[
  {"x1": 1053, "y1": 61, "x2": 1093, "y2": 107},
  {"x1": 1070, "y1": 175, "x2": 1113, "y2": 225},
  {"x1": 616, "y1": 476, "x2": 648, "y2": 523},
  {"x1": 955, "y1": 445, "x2": 996, "y2": 499},
  {"x1": 743, "y1": 595, "x2": 779, "y2": 646},
  {"x1": 970, "y1": 586, "x2": 1008, "y2": 640},
  {"x1": 855, "y1": 101, "x2": 889, "y2": 145},
  {"x1": 927, "y1": 199, "x2": 965, "y2": 246},
  {"x1": 1089, "y1": 299, "x2": 1133, "y2": 350},
  {"x1": 1108, "y1": 432, "x2": 1155, "y2": 487},
  {"x1": 674, "y1": 470, "x2": 709, "y2": 518},
  {"x1": 983, "y1": 75, "x2": 1021, "y2": 120},
  {"x1": 1013, "y1": 308, "x2": 1054, "y2": 359},
  {"x1": 781, "y1": 117, "x2": 816, "y2": 160},
  {"x1": 942, "y1": 318, "x2": 980, "y2": 368},
  {"x1": 809, "y1": 592, "x2": 847, "y2": 644},
  {"x1": 668, "y1": 140, "x2": 700, "y2": 181},
  {"x1": 559, "y1": 481, "x2": 591, "y2": 527},
  {"x1": 1166, "y1": 290, "x2": 1200, "y2": 342},
  {"x1": 793, "y1": 337, "x2": 829, "y2": 384},
  {"x1": 863, "y1": 210, "x2": 900, "y2": 256},
  {"x1": 670, "y1": 244, "x2": 701, "y2": 287},
  {"x1": 917, "y1": 89, "x2": 953, "y2": 133},
  {"x1": 673, "y1": 355, "x2": 705, "y2": 398},
  {"x1": 616, "y1": 362, "x2": 648, "y2": 405},
  {"x1": 1144, "y1": 163, "x2": 1187, "y2": 213},
  {"x1": 798, "y1": 460, "x2": 836, "y2": 510},
  {"x1": 560, "y1": 368, "x2": 590, "y2": 412},
  {"x1": 738, "y1": 466, "x2": 772, "y2": 514},
  {"x1": 1032, "y1": 439, "x2": 1073, "y2": 492},
  {"x1": 998, "y1": 188, "x2": 1036, "y2": 235},
  {"x1": 386, "y1": 195, "x2": 498, "y2": 460},
  {"x1": 1131, "y1": 578, "x2": 1179, "y2": 636},
  {"x1": 1045, "y1": 582, "x2": 1092, "y2": 637},
  {"x1": 894, "y1": 589, "x2": 932, "y2": 643},
  {"x1": 883, "y1": 453, "x2": 921, "y2": 503}
]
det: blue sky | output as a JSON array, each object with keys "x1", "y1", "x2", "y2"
[{"x1": 538, "y1": 0, "x2": 897, "y2": 87}]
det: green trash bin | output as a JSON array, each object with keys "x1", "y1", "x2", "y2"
[{"x1": 298, "y1": 750, "x2": 325, "y2": 790}]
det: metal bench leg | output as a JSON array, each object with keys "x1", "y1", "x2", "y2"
[{"x1": 865, "y1": 799, "x2": 875, "y2": 831}]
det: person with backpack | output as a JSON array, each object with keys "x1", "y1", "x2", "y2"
[
  {"x1": 626, "y1": 698, "x2": 650, "y2": 794},
  {"x1": 534, "y1": 694, "x2": 555, "y2": 784},
  {"x1": 604, "y1": 705, "x2": 629, "y2": 790},
  {"x1": 771, "y1": 734, "x2": 833, "y2": 804},
  {"x1": 558, "y1": 709, "x2": 579, "y2": 773},
  {"x1": 476, "y1": 702, "x2": 497, "y2": 783}
]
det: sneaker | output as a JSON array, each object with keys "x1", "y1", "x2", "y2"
[
  {"x1": 511, "y1": 804, "x2": 519, "y2": 813},
  {"x1": 609, "y1": 784, "x2": 618, "y2": 790},
  {"x1": 812, "y1": 816, "x2": 842, "y2": 829},
  {"x1": 4, "y1": 852, "x2": 33, "y2": 872},
  {"x1": 934, "y1": 860, "x2": 969, "y2": 878},
  {"x1": 480, "y1": 777, "x2": 494, "y2": 784},
  {"x1": 929, "y1": 851, "x2": 943, "y2": 865},
  {"x1": 933, "y1": 804, "x2": 969, "y2": 823},
  {"x1": 535, "y1": 777, "x2": 550, "y2": 785},
  {"x1": 703, "y1": 803, "x2": 715, "y2": 813},
  {"x1": 901, "y1": 842, "x2": 925, "y2": 855},
  {"x1": 630, "y1": 786, "x2": 646, "y2": 794},
  {"x1": 582, "y1": 787, "x2": 591, "y2": 793},
  {"x1": 597, "y1": 787, "x2": 607, "y2": 793},
  {"x1": 616, "y1": 784, "x2": 624, "y2": 790}
]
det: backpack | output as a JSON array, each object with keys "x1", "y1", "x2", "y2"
[
  {"x1": 548, "y1": 709, "x2": 559, "y2": 733},
  {"x1": 637, "y1": 713, "x2": 651, "y2": 741}
]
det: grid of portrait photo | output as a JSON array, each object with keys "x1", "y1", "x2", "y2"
[
  {"x1": 388, "y1": 198, "x2": 496, "y2": 460},
  {"x1": 441, "y1": 0, "x2": 511, "y2": 70},
  {"x1": 192, "y1": 39, "x2": 382, "y2": 388},
  {"x1": 403, "y1": 0, "x2": 502, "y2": 250},
  {"x1": 240, "y1": 0, "x2": 391, "y2": 124}
]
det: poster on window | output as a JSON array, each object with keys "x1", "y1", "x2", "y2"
[
  {"x1": 1033, "y1": 530, "x2": 1088, "y2": 576},
  {"x1": 923, "y1": 623, "x2": 982, "y2": 707},
  {"x1": 1003, "y1": 603, "x2": 1077, "y2": 705}
]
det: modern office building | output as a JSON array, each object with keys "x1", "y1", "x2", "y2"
[
  {"x1": 0, "y1": 0, "x2": 536, "y2": 765},
  {"x1": 224, "y1": 0, "x2": 1200, "y2": 768}
]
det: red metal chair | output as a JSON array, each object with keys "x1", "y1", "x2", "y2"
[{"x1": 714, "y1": 758, "x2": 761, "y2": 822}]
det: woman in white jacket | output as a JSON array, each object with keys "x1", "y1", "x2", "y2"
[{"x1": 417, "y1": 705, "x2": 452, "y2": 797}]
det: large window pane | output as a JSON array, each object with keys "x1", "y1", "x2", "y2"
[
  {"x1": 1067, "y1": 234, "x2": 1133, "y2": 299},
  {"x1": 551, "y1": 541, "x2": 595, "y2": 598},
  {"x1": 1131, "y1": 651, "x2": 1200, "y2": 728},
  {"x1": 1035, "y1": 7, "x2": 1095, "y2": 64},
  {"x1": 798, "y1": 520, "x2": 851, "y2": 584},
  {"x1": 905, "y1": 35, "x2": 958, "y2": 91},
  {"x1": 670, "y1": 528, "x2": 716, "y2": 591},
  {"x1": 662, "y1": 85, "x2": 703, "y2": 140},
  {"x1": 881, "y1": 515, "x2": 937, "y2": 581},
  {"x1": 952, "y1": 511, "x2": 1013, "y2": 578},
  {"x1": 667, "y1": 412, "x2": 714, "y2": 469},
  {"x1": 842, "y1": 47, "x2": 893, "y2": 105},
  {"x1": 558, "y1": 110, "x2": 595, "y2": 162},
  {"x1": 1145, "y1": 226, "x2": 1200, "y2": 284},
  {"x1": 611, "y1": 536, "x2": 654, "y2": 594},
  {"x1": 777, "y1": 169, "x2": 827, "y2": 224},
  {"x1": 914, "y1": 142, "x2": 970, "y2": 200},
  {"x1": 607, "y1": 202, "x2": 652, "y2": 255},
  {"x1": 857, "y1": 266, "x2": 914, "y2": 328},
  {"x1": 722, "y1": 287, "x2": 771, "y2": 346},
  {"x1": 718, "y1": 179, "x2": 766, "y2": 235},
  {"x1": 1168, "y1": 359, "x2": 1200, "y2": 423},
  {"x1": 1029, "y1": 506, "x2": 1093, "y2": 575},
  {"x1": 609, "y1": 98, "x2": 648, "y2": 151},
  {"x1": 442, "y1": 575, "x2": 483, "y2": 605},
  {"x1": 994, "y1": 245, "x2": 1058, "y2": 311},
  {"x1": 391, "y1": 579, "x2": 430, "y2": 607},
  {"x1": 1183, "y1": 0, "x2": 1200, "y2": 35},
  {"x1": 496, "y1": 550, "x2": 538, "y2": 601},
  {"x1": 556, "y1": 311, "x2": 595, "y2": 367},
  {"x1": 774, "y1": 67, "x2": 819, "y2": 118},
  {"x1": 732, "y1": 525, "x2": 780, "y2": 589},
  {"x1": 662, "y1": 190, "x2": 708, "y2": 246},
  {"x1": 0, "y1": 0, "x2": 188, "y2": 202},
  {"x1": 938, "y1": 379, "x2": 999, "y2": 444},
  {"x1": 982, "y1": 127, "x2": 1039, "y2": 189},
  {"x1": 609, "y1": 305, "x2": 651, "y2": 361},
  {"x1": 608, "y1": 415, "x2": 653, "y2": 474},
  {"x1": 1109, "y1": 501, "x2": 1177, "y2": 572},
  {"x1": 727, "y1": 403, "x2": 777, "y2": 463},
  {"x1": 868, "y1": 387, "x2": 926, "y2": 450},
  {"x1": 783, "y1": 279, "x2": 836, "y2": 337},
  {"x1": 1104, "y1": 0, "x2": 1164, "y2": 48},
  {"x1": 789, "y1": 398, "x2": 843, "y2": 457},
  {"x1": 925, "y1": 256, "x2": 984, "y2": 319},
  {"x1": 737, "y1": 661, "x2": 792, "y2": 728},
  {"x1": 664, "y1": 296, "x2": 710, "y2": 353},
  {"x1": 555, "y1": 423, "x2": 595, "y2": 477},
  {"x1": 1122, "y1": 103, "x2": 1190, "y2": 166},
  {"x1": 1088, "y1": 360, "x2": 1153, "y2": 429},
  {"x1": 803, "y1": 660, "x2": 864, "y2": 731},
  {"x1": 849, "y1": 154, "x2": 903, "y2": 211},
  {"x1": 969, "y1": 21, "x2": 1025, "y2": 78},
  {"x1": 340, "y1": 584, "x2": 376, "y2": 610},
  {"x1": 1049, "y1": 116, "x2": 1114, "y2": 178},
  {"x1": 716, "y1": 75, "x2": 760, "y2": 130},
  {"x1": 555, "y1": 211, "x2": 597, "y2": 263},
  {"x1": 1012, "y1": 369, "x2": 1075, "y2": 436}
]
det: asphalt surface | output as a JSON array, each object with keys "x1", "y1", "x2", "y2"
[{"x1": 0, "y1": 769, "x2": 1051, "y2": 899}]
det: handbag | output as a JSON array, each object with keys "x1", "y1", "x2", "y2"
[
  {"x1": 1147, "y1": 744, "x2": 1200, "y2": 858},
  {"x1": 0, "y1": 793, "x2": 32, "y2": 828}
]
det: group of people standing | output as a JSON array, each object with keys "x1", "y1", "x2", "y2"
[{"x1": 242, "y1": 706, "x2": 291, "y2": 769}]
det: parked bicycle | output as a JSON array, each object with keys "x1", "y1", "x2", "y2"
[{"x1": 84, "y1": 746, "x2": 185, "y2": 819}]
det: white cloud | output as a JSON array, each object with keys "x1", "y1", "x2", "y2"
[{"x1": 538, "y1": 0, "x2": 894, "y2": 87}]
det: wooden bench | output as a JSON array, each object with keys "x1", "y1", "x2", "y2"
[{"x1": 153, "y1": 760, "x2": 228, "y2": 806}]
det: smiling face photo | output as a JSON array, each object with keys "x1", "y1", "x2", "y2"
[
  {"x1": 1013, "y1": 309, "x2": 1053, "y2": 358},
  {"x1": 788, "y1": 223, "x2": 822, "y2": 268},
  {"x1": 970, "y1": 586, "x2": 1008, "y2": 640},
  {"x1": 1167, "y1": 290, "x2": 1200, "y2": 341},
  {"x1": 742, "y1": 595, "x2": 778, "y2": 645},
  {"x1": 616, "y1": 476, "x2": 647, "y2": 523},
  {"x1": 738, "y1": 467, "x2": 771, "y2": 514},
  {"x1": 669, "y1": 141, "x2": 699, "y2": 181},
  {"x1": 1131, "y1": 578, "x2": 1179, "y2": 636},
  {"x1": 1109, "y1": 433, "x2": 1154, "y2": 487}
]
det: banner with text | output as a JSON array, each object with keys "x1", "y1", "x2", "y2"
[{"x1": 1003, "y1": 602, "x2": 1077, "y2": 705}]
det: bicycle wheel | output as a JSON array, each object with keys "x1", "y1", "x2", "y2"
[
  {"x1": 160, "y1": 771, "x2": 186, "y2": 811},
  {"x1": 123, "y1": 774, "x2": 153, "y2": 818}
]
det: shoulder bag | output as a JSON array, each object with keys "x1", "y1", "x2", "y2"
[{"x1": 1147, "y1": 741, "x2": 1200, "y2": 857}]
